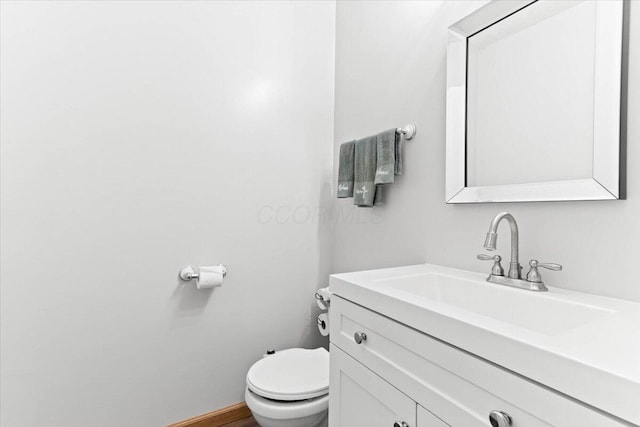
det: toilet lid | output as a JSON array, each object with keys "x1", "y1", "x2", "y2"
[{"x1": 246, "y1": 348, "x2": 329, "y2": 401}]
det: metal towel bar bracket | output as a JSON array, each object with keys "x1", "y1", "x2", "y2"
[{"x1": 396, "y1": 124, "x2": 416, "y2": 140}]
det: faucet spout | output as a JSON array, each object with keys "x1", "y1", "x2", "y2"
[{"x1": 484, "y1": 212, "x2": 521, "y2": 279}]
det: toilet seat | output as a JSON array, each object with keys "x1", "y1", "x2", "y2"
[
  {"x1": 246, "y1": 347, "x2": 329, "y2": 401},
  {"x1": 245, "y1": 387, "x2": 329, "y2": 421}
]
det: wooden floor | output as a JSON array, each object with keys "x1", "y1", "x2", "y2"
[{"x1": 221, "y1": 416, "x2": 259, "y2": 427}]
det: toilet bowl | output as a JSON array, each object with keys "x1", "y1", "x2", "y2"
[{"x1": 245, "y1": 347, "x2": 329, "y2": 427}]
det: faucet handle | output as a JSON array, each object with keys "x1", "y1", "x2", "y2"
[
  {"x1": 477, "y1": 254, "x2": 504, "y2": 277},
  {"x1": 527, "y1": 259, "x2": 562, "y2": 283},
  {"x1": 530, "y1": 260, "x2": 562, "y2": 271}
]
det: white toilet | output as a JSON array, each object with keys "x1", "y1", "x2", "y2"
[{"x1": 245, "y1": 347, "x2": 329, "y2": 427}]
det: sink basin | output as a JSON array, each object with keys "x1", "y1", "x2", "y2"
[
  {"x1": 330, "y1": 262, "x2": 640, "y2": 425},
  {"x1": 375, "y1": 271, "x2": 614, "y2": 335}
]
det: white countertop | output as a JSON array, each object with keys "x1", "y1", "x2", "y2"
[{"x1": 330, "y1": 263, "x2": 640, "y2": 425}]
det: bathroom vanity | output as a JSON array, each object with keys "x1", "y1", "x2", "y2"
[{"x1": 328, "y1": 264, "x2": 640, "y2": 427}]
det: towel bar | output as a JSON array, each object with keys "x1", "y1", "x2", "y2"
[{"x1": 396, "y1": 124, "x2": 416, "y2": 140}]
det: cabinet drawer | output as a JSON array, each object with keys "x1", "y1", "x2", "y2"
[{"x1": 330, "y1": 296, "x2": 628, "y2": 427}]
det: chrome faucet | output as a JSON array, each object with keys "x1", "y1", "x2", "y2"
[
  {"x1": 477, "y1": 212, "x2": 562, "y2": 292},
  {"x1": 483, "y1": 212, "x2": 521, "y2": 279}
]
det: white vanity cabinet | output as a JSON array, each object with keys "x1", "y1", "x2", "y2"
[{"x1": 329, "y1": 296, "x2": 631, "y2": 427}]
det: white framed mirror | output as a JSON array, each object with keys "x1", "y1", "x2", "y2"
[{"x1": 446, "y1": 0, "x2": 627, "y2": 203}]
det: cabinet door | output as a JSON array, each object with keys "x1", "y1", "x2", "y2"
[
  {"x1": 329, "y1": 344, "x2": 416, "y2": 427},
  {"x1": 417, "y1": 406, "x2": 448, "y2": 427}
]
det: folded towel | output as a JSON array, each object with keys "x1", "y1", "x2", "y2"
[
  {"x1": 375, "y1": 129, "x2": 397, "y2": 185},
  {"x1": 337, "y1": 141, "x2": 355, "y2": 198},
  {"x1": 353, "y1": 135, "x2": 377, "y2": 207},
  {"x1": 395, "y1": 131, "x2": 403, "y2": 175}
]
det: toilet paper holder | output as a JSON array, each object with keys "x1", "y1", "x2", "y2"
[{"x1": 179, "y1": 265, "x2": 228, "y2": 281}]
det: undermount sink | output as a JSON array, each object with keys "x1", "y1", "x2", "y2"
[
  {"x1": 374, "y1": 271, "x2": 615, "y2": 335},
  {"x1": 330, "y1": 262, "x2": 640, "y2": 424}
]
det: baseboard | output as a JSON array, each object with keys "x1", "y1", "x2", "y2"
[{"x1": 168, "y1": 402, "x2": 252, "y2": 427}]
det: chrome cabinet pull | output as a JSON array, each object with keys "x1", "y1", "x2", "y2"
[
  {"x1": 489, "y1": 410, "x2": 512, "y2": 427},
  {"x1": 354, "y1": 331, "x2": 367, "y2": 344}
]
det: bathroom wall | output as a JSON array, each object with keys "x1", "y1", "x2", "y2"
[
  {"x1": 332, "y1": 0, "x2": 640, "y2": 303},
  {"x1": 0, "y1": 2, "x2": 335, "y2": 426}
]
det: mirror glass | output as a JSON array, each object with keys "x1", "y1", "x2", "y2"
[{"x1": 446, "y1": 0, "x2": 626, "y2": 203}]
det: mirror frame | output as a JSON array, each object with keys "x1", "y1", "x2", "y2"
[{"x1": 446, "y1": 0, "x2": 627, "y2": 203}]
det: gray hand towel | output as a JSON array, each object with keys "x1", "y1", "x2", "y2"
[
  {"x1": 353, "y1": 135, "x2": 377, "y2": 207},
  {"x1": 395, "y1": 131, "x2": 403, "y2": 175},
  {"x1": 374, "y1": 185, "x2": 384, "y2": 206},
  {"x1": 374, "y1": 128, "x2": 397, "y2": 185},
  {"x1": 337, "y1": 141, "x2": 355, "y2": 198}
]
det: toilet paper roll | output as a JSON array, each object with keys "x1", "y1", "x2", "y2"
[
  {"x1": 317, "y1": 313, "x2": 329, "y2": 337},
  {"x1": 318, "y1": 287, "x2": 332, "y2": 302},
  {"x1": 316, "y1": 298, "x2": 328, "y2": 310},
  {"x1": 315, "y1": 287, "x2": 332, "y2": 310},
  {"x1": 196, "y1": 265, "x2": 225, "y2": 290}
]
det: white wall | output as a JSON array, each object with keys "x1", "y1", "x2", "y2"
[
  {"x1": 0, "y1": 2, "x2": 335, "y2": 426},
  {"x1": 332, "y1": 0, "x2": 640, "y2": 303}
]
